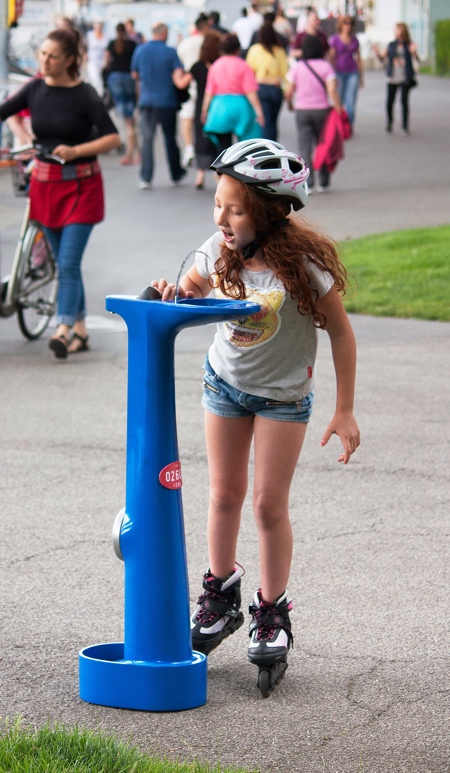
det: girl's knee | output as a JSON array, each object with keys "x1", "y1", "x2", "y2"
[
  {"x1": 253, "y1": 495, "x2": 288, "y2": 531},
  {"x1": 210, "y1": 487, "x2": 246, "y2": 515}
]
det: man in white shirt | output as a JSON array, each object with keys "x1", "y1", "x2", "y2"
[
  {"x1": 248, "y1": 3, "x2": 264, "y2": 33},
  {"x1": 232, "y1": 8, "x2": 256, "y2": 58}
]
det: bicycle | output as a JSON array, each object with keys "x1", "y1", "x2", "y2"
[{"x1": 0, "y1": 144, "x2": 62, "y2": 340}]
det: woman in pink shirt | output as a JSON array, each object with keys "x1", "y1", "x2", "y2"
[
  {"x1": 285, "y1": 35, "x2": 341, "y2": 191},
  {"x1": 202, "y1": 34, "x2": 264, "y2": 152}
]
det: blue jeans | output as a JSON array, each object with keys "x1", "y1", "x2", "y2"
[
  {"x1": 258, "y1": 84, "x2": 283, "y2": 142},
  {"x1": 139, "y1": 106, "x2": 184, "y2": 183},
  {"x1": 336, "y1": 71, "x2": 359, "y2": 127},
  {"x1": 44, "y1": 224, "x2": 94, "y2": 326}
]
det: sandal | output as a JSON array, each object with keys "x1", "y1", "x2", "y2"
[
  {"x1": 68, "y1": 332, "x2": 90, "y2": 354},
  {"x1": 48, "y1": 334, "x2": 68, "y2": 359}
]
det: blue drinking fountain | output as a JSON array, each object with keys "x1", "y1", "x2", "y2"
[{"x1": 79, "y1": 291, "x2": 260, "y2": 711}]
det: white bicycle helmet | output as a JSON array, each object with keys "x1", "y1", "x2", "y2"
[{"x1": 210, "y1": 139, "x2": 310, "y2": 211}]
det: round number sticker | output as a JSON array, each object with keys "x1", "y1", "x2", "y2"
[{"x1": 159, "y1": 461, "x2": 182, "y2": 489}]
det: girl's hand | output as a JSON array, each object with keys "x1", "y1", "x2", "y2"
[
  {"x1": 151, "y1": 279, "x2": 194, "y2": 301},
  {"x1": 321, "y1": 410, "x2": 360, "y2": 464},
  {"x1": 53, "y1": 144, "x2": 78, "y2": 162}
]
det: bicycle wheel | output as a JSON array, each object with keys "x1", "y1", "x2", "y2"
[{"x1": 16, "y1": 222, "x2": 58, "y2": 340}]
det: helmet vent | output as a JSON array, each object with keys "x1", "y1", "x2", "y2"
[
  {"x1": 255, "y1": 159, "x2": 282, "y2": 170},
  {"x1": 210, "y1": 140, "x2": 309, "y2": 211},
  {"x1": 288, "y1": 160, "x2": 304, "y2": 173}
]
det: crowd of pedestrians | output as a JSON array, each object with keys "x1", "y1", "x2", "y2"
[
  {"x1": 77, "y1": 5, "x2": 418, "y2": 192},
  {"x1": 0, "y1": 5, "x2": 421, "y2": 360},
  {"x1": 3, "y1": 5, "x2": 420, "y2": 191}
]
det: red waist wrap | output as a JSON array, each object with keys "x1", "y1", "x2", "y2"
[{"x1": 29, "y1": 159, "x2": 104, "y2": 229}]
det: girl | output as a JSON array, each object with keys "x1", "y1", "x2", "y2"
[
  {"x1": 152, "y1": 139, "x2": 360, "y2": 674},
  {"x1": 373, "y1": 23, "x2": 420, "y2": 136},
  {"x1": 104, "y1": 23, "x2": 138, "y2": 164},
  {"x1": 0, "y1": 28, "x2": 121, "y2": 358}
]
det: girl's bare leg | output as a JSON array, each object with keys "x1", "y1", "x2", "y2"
[
  {"x1": 121, "y1": 117, "x2": 138, "y2": 162},
  {"x1": 195, "y1": 169, "x2": 205, "y2": 188},
  {"x1": 252, "y1": 416, "x2": 307, "y2": 602},
  {"x1": 204, "y1": 411, "x2": 254, "y2": 579}
]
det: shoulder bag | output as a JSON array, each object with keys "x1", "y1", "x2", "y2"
[{"x1": 301, "y1": 59, "x2": 327, "y2": 91}]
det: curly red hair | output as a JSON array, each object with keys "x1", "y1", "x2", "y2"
[{"x1": 211, "y1": 177, "x2": 348, "y2": 328}]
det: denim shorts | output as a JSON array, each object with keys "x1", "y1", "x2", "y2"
[
  {"x1": 107, "y1": 72, "x2": 136, "y2": 119},
  {"x1": 201, "y1": 357, "x2": 314, "y2": 423}
]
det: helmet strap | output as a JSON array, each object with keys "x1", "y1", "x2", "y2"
[
  {"x1": 241, "y1": 219, "x2": 289, "y2": 261},
  {"x1": 271, "y1": 218, "x2": 290, "y2": 228},
  {"x1": 242, "y1": 238, "x2": 261, "y2": 261}
]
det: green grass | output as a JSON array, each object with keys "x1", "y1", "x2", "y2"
[
  {"x1": 339, "y1": 225, "x2": 450, "y2": 321},
  {"x1": 0, "y1": 720, "x2": 257, "y2": 773}
]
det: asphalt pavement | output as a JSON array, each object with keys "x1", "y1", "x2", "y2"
[{"x1": 0, "y1": 71, "x2": 449, "y2": 773}]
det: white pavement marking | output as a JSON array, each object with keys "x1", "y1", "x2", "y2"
[{"x1": 49, "y1": 314, "x2": 127, "y2": 331}]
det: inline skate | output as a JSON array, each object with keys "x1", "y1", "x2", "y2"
[
  {"x1": 248, "y1": 589, "x2": 293, "y2": 697},
  {"x1": 191, "y1": 566, "x2": 245, "y2": 655}
]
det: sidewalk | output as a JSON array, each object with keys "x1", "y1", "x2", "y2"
[{"x1": 0, "y1": 72, "x2": 449, "y2": 773}]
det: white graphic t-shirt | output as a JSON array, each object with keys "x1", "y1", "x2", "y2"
[
  {"x1": 388, "y1": 43, "x2": 406, "y2": 85},
  {"x1": 195, "y1": 232, "x2": 334, "y2": 401}
]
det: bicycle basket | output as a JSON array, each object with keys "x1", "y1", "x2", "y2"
[{"x1": 11, "y1": 157, "x2": 33, "y2": 197}]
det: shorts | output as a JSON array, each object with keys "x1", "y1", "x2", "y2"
[
  {"x1": 107, "y1": 72, "x2": 136, "y2": 119},
  {"x1": 179, "y1": 94, "x2": 195, "y2": 120},
  {"x1": 201, "y1": 357, "x2": 314, "y2": 423}
]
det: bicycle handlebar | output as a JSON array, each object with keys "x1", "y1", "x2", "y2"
[{"x1": 10, "y1": 142, "x2": 65, "y2": 164}]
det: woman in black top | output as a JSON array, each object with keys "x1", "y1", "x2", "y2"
[
  {"x1": 105, "y1": 23, "x2": 138, "y2": 164},
  {"x1": 0, "y1": 27, "x2": 121, "y2": 358}
]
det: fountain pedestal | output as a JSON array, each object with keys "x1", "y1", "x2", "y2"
[{"x1": 79, "y1": 296, "x2": 260, "y2": 711}]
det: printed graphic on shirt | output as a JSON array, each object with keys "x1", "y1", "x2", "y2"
[{"x1": 217, "y1": 285, "x2": 286, "y2": 349}]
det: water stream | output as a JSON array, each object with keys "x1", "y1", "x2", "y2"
[{"x1": 174, "y1": 250, "x2": 209, "y2": 301}]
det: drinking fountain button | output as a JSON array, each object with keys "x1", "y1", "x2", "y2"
[{"x1": 137, "y1": 286, "x2": 162, "y2": 301}]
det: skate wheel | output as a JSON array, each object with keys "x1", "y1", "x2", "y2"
[{"x1": 258, "y1": 669, "x2": 272, "y2": 698}]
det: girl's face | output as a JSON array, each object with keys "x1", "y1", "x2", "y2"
[
  {"x1": 214, "y1": 175, "x2": 256, "y2": 252},
  {"x1": 39, "y1": 39, "x2": 73, "y2": 78}
]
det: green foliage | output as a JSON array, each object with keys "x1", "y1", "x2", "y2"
[
  {"x1": 0, "y1": 719, "x2": 257, "y2": 773},
  {"x1": 435, "y1": 19, "x2": 450, "y2": 76},
  {"x1": 339, "y1": 225, "x2": 450, "y2": 321}
]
